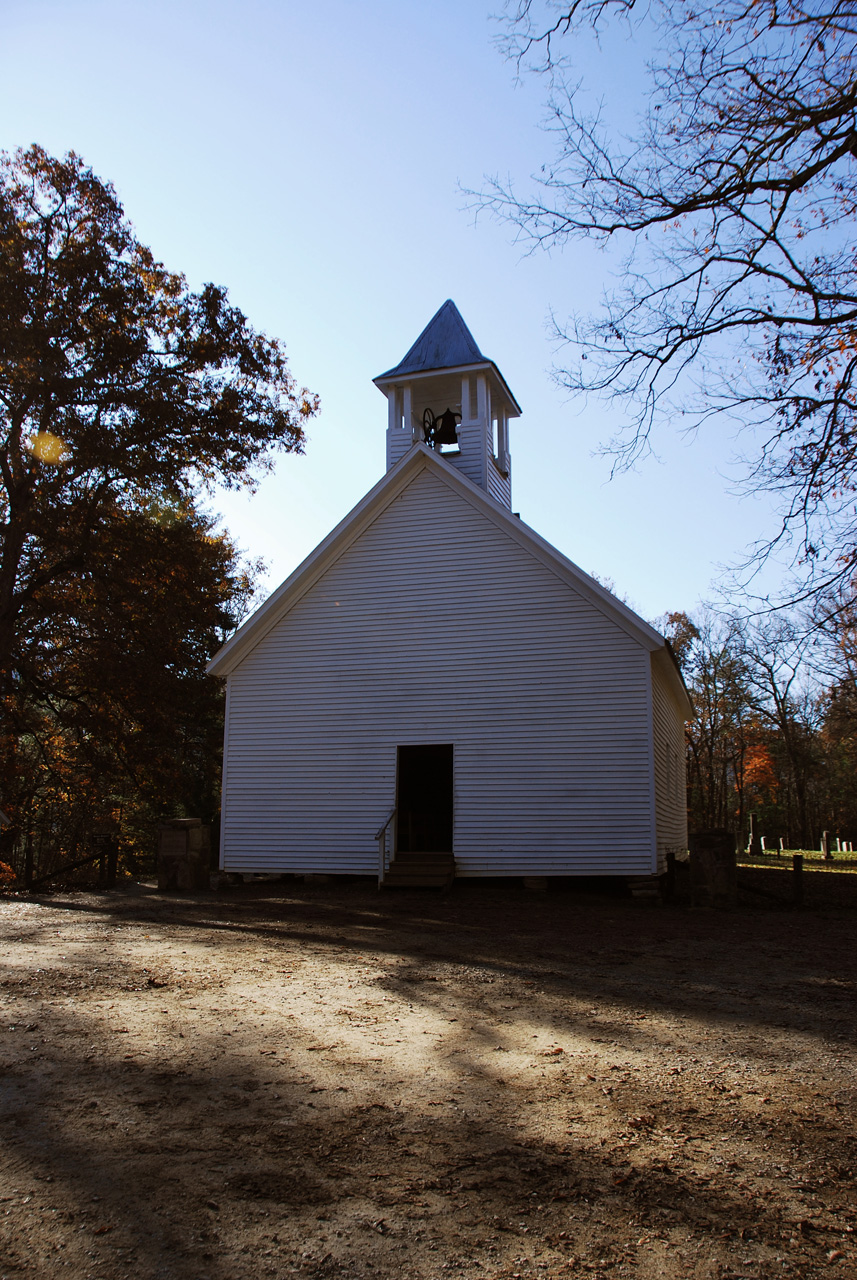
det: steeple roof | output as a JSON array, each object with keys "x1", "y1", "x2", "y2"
[
  {"x1": 374, "y1": 299, "x2": 522, "y2": 415},
  {"x1": 376, "y1": 299, "x2": 487, "y2": 379}
]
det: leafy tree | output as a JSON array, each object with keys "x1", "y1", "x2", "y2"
[
  {"x1": 3, "y1": 500, "x2": 255, "y2": 883},
  {"x1": 810, "y1": 576, "x2": 857, "y2": 834},
  {"x1": 0, "y1": 144, "x2": 318, "y2": 709},
  {"x1": 663, "y1": 603, "x2": 843, "y2": 847},
  {"x1": 481, "y1": 2, "x2": 857, "y2": 600},
  {"x1": 0, "y1": 145, "x2": 318, "y2": 879},
  {"x1": 662, "y1": 611, "x2": 755, "y2": 834},
  {"x1": 738, "y1": 615, "x2": 823, "y2": 844}
]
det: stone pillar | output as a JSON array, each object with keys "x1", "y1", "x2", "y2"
[
  {"x1": 689, "y1": 829, "x2": 737, "y2": 908},
  {"x1": 158, "y1": 819, "x2": 211, "y2": 891},
  {"x1": 747, "y1": 812, "x2": 762, "y2": 858}
]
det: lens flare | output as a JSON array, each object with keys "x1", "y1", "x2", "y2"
[{"x1": 29, "y1": 432, "x2": 68, "y2": 465}]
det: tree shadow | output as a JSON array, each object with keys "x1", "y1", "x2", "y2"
[{"x1": 1, "y1": 879, "x2": 854, "y2": 1277}]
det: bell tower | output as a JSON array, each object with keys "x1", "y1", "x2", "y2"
[{"x1": 373, "y1": 300, "x2": 521, "y2": 510}]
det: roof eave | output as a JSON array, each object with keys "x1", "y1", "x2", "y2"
[
  {"x1": 207, "y1": 446, "x2": 434, "y2": 677},
  {"x1": 656, "y1": 641, "x2": 695, "y2": 720},
  {"x1": 444, "y1": 470, "x2": 668, "y2": 651},
  {"x1": 209, "y1": 443, "x2": 670, "y2": 679},
  {"x1": 373, "y1": 360, "x2": 522, "y2": 418}
]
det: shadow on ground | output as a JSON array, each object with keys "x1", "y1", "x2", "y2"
[{"x1": 1, "y1": 878, "x2": 855, "y2": 1279}]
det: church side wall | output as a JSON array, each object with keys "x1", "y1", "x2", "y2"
[
  {"x1": 220, "y1": 469, "x2": 656, "y2": 877},
  {"x1": 651, "y1": 655, "x2": 689, "y2": 873}
]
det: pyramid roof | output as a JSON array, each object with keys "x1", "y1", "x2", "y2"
[
  {"x1": 376, "y1": 300, "x2": 486, "y2": 379},
  {"x1": 374, "y1": 300, "x2": 521, "y2": 414}
]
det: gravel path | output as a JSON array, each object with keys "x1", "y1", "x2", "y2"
[{"x1": 1, "y1": 878, "x2": 855, "y2": 1279}]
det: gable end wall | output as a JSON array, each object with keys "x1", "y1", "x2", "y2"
[{"x1": 221, "y1": 469, "x2": 656, "y2": 877}]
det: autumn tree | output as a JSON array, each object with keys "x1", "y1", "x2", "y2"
[
  {"x1": 3, "y1": 501, "x2": 256, "y2": 881},
  {"x1": 661, "y1": 611, "x2": 755, "y2": 834},
  {"x1": 662, "y1": 604, "x2": 848, "y2": 847},
  {"x1": 0, "y1": 145, "x2": 318, "y2": 877},
  {"x1": 806, "y1": 576, "x2": 857, "y2": 833},
  {"x1": 481, "y1": 1, "x2": 857, "y2": 601},
  {"x1": 738, "y1": 615, "x2": 823, "y2": 844},
  {"x1": 0, "y1": 145, "x2": 317, "y2": 705}
]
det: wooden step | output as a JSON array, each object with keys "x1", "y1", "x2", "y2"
[
  {"x1": 382, "y1": 872, "x2": 452, "y2": 888},
  {"x1": 382, "y1": 854, "x2": 455, "y2": 889},
  {"x1": 628, "y1": 875, "x2": 663, "y2": 901},
  {"x1": 392, "y1": 851, "x2": 454, "y2": 865}
]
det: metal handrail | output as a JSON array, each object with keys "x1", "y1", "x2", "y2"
[
  {"x1": 374, "y1": 807, "x2": 397, "y2": 841},
  {"x1": 375, "y1": 807, "x2": 396, "y2": 886}
]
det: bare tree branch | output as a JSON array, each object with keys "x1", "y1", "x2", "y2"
[{"x1": 476, "y1": 1, "x2": 857, "y2": 603}]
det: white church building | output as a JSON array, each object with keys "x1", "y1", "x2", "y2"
[{"x1": 208, "y1": 301, "x2": 690, "y2": 886}]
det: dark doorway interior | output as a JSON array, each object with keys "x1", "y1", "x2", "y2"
[{"x1": 396, "y1": 744, "x2": 454, "y2": 853}]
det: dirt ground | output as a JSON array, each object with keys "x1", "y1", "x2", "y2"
[{"x1": 1, "y1": 876, "x2": 855, "y2": 1280}]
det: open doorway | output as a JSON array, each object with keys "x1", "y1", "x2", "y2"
[{"x1": 396, "y1": 744, "x2": 454, "y2": 853}]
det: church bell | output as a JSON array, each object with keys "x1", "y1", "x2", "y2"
[{"x1": 422, "y1": 406, "x2": 461, "y2": 449}]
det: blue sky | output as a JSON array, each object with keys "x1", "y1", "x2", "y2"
[{"x1": 2, "y1": 0, "x2": 782, "y2": 621}]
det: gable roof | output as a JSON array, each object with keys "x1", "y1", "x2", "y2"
[{"x1": 208, "y1": 444, "x2": 691, "y2": 716}]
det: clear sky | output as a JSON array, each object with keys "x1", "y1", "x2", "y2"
[{"x1": 2, "y1": 0, "x2": 783, "y2": 622}]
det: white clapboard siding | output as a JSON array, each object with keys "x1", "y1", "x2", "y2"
[
  {"x1": 386, "y1": 422, "x2": 413, "y2": 470},
  {"x1": 448, "y1": 420, "x2": 486, "y2": 491},
  {"x1": 221, "y1": 465, "x2": 658, "y2": 876},
  {"x1": 486, "y1": 455, "x2": 512, "y2": 508},
  {"x1": 651, "y1": 653, "x2": 689, "y2": 872},
  {"x1": 387, "y1": 414, "x2": 513, "y2": 508}
]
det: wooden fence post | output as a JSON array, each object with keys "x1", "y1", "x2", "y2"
[
  {"x1": 793, "y1": 854, "x2": 803, "y2": 906},
  {"x1": 106, "y1": 838, "x2": 118, "y2": 889},
  {"x1": 24, "y1": 829, "x2": 34, "y2": 891},
  {"x1": 665, "y1": 849, "x2": 676, "y2": 902}
]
